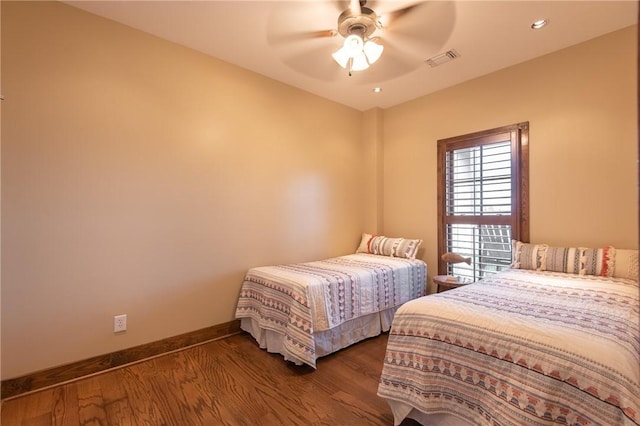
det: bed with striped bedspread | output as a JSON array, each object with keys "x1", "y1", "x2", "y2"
[
  {"x1": 235, "y1": 253, "x2": 427, "y2": 368},
  {"x1": 377, "y1": 268, "x2": 640, "y2": 426}
]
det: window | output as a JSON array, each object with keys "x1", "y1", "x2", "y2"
[{"x1": 437, "y1": 122, "x2": 529, "y2": 281}]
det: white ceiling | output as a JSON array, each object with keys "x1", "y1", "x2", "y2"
[{"x1": 66, "y1": 1, "x2": 637, "y2": 111}]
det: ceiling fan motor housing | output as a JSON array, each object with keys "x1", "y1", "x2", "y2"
[{"x1": 337, "y1": 6, "x2": 378, "y2": 38}]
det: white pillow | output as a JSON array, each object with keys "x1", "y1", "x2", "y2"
[
  {"x1": 356, "y1": 233, "x2": 374, "y2": 254},
  {"x1": 613, "y1": 249, "x2": 639, "y2": 282}
]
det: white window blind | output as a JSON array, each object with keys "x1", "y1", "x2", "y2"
[
  {"x1": 445, "y1": 142, "x2": 513, "y2": 280},
  {"x1": 446, "y1": 142, "x2": 512, "y2": 217}
]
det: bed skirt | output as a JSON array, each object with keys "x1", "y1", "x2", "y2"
[
  {"x1": 387, "y1": 399, "x2": 475, "y2": 426},
  {"x1": 240, "y1": 307, "x2": 397, "y2": 366}
]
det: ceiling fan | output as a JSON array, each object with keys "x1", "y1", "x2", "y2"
[{"x1": 267, "y1": 1, "x2": 456, "y2": 82}]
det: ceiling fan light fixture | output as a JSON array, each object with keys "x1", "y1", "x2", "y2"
[
  {"x1": 344, "y1": 34, "x2": 364, "y2": 55},
  {"x1": 333, "y1": 34, "x2": 366, "y2": 69},
  {"x1": 363, "y1": 39, "x2": 383, "y2": 64},
  {"x1": 332, "y1": 48, "x2": 351, "y2": 68},
  {"x1": 332, "y1": 36, "x2": 382, "y2": 70},
  {"x1": 351, "y1": 52, "x2": 370, "y2": 71}
]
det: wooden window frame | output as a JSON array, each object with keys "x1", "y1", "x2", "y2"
[{"x1": 437, "y1": 122, "x2": 530, "y2": 276}]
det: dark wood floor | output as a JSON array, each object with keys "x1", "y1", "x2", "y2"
[{"x1": 1, "y1": 332, "x2": 421, "y2": 425}]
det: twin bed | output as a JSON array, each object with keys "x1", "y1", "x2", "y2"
[
  {"x1": 235, "y1": 234, "x2": 426, "y2": 367},
  {"x1": 235, "y1": 238, "x2": 639, "y2": 426}
]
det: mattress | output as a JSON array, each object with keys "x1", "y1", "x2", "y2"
[
  {"x1": 235, "y1": 253, "x2": 427, "y2": 367},
  {"x1": 377, "y1": 269, "x2": 640, "y2": 426}
]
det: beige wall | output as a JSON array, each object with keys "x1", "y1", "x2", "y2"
[
  {"x1": 1, "y1": 1, "x2": 637, "y2": 380},
  {"x1": 361, "y1": 108, "x2": 384, "y2": 234},
  {"x1": 1, "y1": 2, "x2": 367, "y2": 379},
  {"x1": 383, "y1": 25, "x2": 638, "y2": 293}
]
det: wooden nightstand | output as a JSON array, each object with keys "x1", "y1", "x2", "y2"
[{"x1": 433, "y1": 275, "x2": 474, "y2": 293}]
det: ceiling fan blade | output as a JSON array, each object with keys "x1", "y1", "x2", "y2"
[
  {"x1": 345, "y1": 36, "x2": 418, "y2": 83},
  {"x1": 380, "y1": 3, "x2": 421, "y2": 27},
  {"x1": 378, "y1": 1, "x2": 456, "y2": 57},
  {"x1": 266, "y1": 2, "x2": 340, "y2": 48},
  {"x1": 281, "y1": 44, "x2": 347, "y2": 82},
  {"x1": 268, "y1": 29, "x2": 337, "y2": 47}
]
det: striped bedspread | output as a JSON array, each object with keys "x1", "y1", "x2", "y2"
[
  {"x1": 377, "y1": 269, "x2": 640, "y2": 426},
  {"x1": 235, "y1": 253, "x2": 426, "y2": 367}
]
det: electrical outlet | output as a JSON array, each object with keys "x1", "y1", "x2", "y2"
[{"x1": 114, "y1": 314, "x2": 127, "y2": 333}]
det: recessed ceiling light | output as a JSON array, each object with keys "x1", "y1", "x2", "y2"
[
  {"x1": 373, "y1": 87, "x2": 382, "y2": 93},
  {"x1": 531, "y1": 19, "x2": 548, "y2": 30}
]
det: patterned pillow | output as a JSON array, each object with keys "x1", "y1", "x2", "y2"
[
  {"x1": 511, "y1": 240, "x2": 547, "y2": 270},
  {"x1": 543, "y1": 246, "x2": 582, "y2": 274},
  {"x1": 369, "y1": 236, "x2": 395, "y2": 256},
  {"x1": 357, "y1": 234, "x2": 422, "y2": 259},
  {"x1": 395, "y1": 238, "x2": 422, "y2": 259},
  {"x1": 580, "y1": 246, "x2": 615, "y2": 277},
  {"x1": 613, "y1": 249, "x2": 639, "y2": 282}
]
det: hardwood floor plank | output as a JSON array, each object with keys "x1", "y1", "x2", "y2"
[
  {"x1": 160, "y1": 351, "x2": 218, "y2": 425},
  {"x1": 0, "y1": 393, "x2": 27, "y2": 425},
  {"x1": 103, "y1": 397, "x2": 136, "y2": 426},
  {"x1": 195, "y1": 341, "x2": 283, "y2": 425},
  {"x1": 22, "y1": 387, "x2": 52, "y2": 422},
  {"x1": 51, "y1": 386, "x2": 80, "y2": 426},
  {"x1": 1, "y1": 332, "x2": 422, "y2": 425},
  {"x1": 145, "y1": 353, "x2": 212, "y2": 424},
  {"x1": 95, "y1": 372, "x2": 137, "y2": 426},
  {"x1": 21, "y1": 413, "x2": 52, "y2": 426},
  {"x1": 114, "y1": 366, "x2": 167, "y2": 424},
  {"x1": 76, "y1": 379, "x2": 109, "y2": 425}
]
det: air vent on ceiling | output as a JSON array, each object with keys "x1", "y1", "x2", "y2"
[{"x1": 425, "y1": 49, "x2": 460, "y2": 67}]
